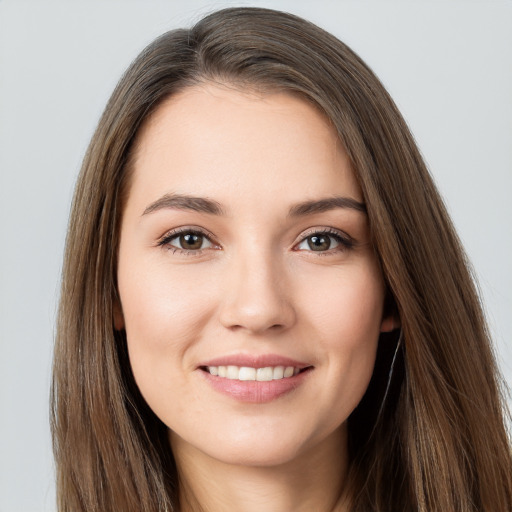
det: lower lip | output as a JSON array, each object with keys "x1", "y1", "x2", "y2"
[{"x1": 199, "y1": 368, "x2": 312, "y2": 403}]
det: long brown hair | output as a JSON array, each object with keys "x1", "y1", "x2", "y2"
[{"x1": 52, "y1": 7, "x2": 512, "y2": 511}]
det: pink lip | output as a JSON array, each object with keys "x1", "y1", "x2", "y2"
[
  {"x1": 199, "y1": 369, "x2": 312, "y2": 403},
  {"x1": 197, "y1": 353, "x2": 313, "y2": 404},
  {"x1": 198, "y1": 354, "x2": 309, "y2": 369}
]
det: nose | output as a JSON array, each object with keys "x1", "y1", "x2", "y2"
[{"x1": 218, "y1": 250, "x2": 296, "y2": 335}]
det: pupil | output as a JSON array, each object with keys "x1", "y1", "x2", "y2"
[
  {"x1": 308, "y1": 235, "x2": 330, "y2": 251},
  {"x1": 181, "y1": 233, "x2": 202, "y2": 250}
]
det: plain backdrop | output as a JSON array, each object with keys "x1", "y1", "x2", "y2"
[{"x1": 0, "y1": 1, "x2": 511, "y2": 510}]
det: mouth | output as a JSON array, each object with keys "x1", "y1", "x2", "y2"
[
  {"x1": 198, "y1": 358, "x2": 314, "y2": 403},
  {"x1": 200, "y1": 365, "x2": 312, "y2": 382},
  {"x1": 197, "y1": 355, "x2": 314, "y2": 403}
]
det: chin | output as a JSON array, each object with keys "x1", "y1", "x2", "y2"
[
  {"x1": 181, "y1": 420, "x2": 345, "y2": 470},
  {"x1": 208, "y1": 439, "x2": 307, "y2": 468}
]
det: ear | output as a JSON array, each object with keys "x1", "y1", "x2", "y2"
[
  {"x1": 380, "y1": 289, "x2": 400, "y2": 333},
  {"x1": 380, "y1": 313, "x2": 399, "y2": 333},
  {"x1": 113, "y1": 300, "x2": 125, "y2": 331}
]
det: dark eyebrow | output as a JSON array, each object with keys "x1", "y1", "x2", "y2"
[
  {"x1": 288, "y1": 196, "x2": 366, "y2": 216},
  {"x1": 142, "y1": 193, "x2": 224, "y2": 216}
]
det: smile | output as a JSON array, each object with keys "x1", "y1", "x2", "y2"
[
  {"x1": 206, "y1": 365, "x2": 301, "y2": 381},
  {"x1": 198, "y1": 356, "x2": 313, "y2": 403}
]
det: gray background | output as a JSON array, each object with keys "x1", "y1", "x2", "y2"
[{"x1": 1, "y1": 1, "x2": 511, "y2": 510}]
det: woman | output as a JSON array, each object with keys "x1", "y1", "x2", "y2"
[{"x1": 51, "y1": 7, "x2": 512, "y2": 511}]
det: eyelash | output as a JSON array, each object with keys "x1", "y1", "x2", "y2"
[
  {"x1": 157, "y1": 227, "x2": 217, "y2": 255},
  {"x1": 295, "y1": 227, "x2": 355, "y2": 255},
  {"x1": 157, "y1": 227, "x2": 355, "y2": 256}
]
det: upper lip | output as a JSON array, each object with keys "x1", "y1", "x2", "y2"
[{"x1": 198, "y1": 354, "x2": 311, "y2": 369}]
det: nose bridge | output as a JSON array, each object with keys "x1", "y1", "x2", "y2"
[{"x1": 219, "y1": 241, "x2": 295, "y2": 334}]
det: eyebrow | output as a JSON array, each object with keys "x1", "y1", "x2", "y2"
[
  {"x1": 288, "y1": 196, "x2": 366, "y2": 216},
  {"x1": 142, "y1": 193, "x2": 366, "y2": 217},
  {"x1": 142, "y1": 193, "x2": 224, "y2": 216}
]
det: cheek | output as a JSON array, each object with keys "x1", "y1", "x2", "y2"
[
  {"x1": 298, "y1": 264, "x2": 384, "y2": 411},
  {"x1": 301, "y1": 261, "x2": 385, "y2": 344},
  {"x1": 117, "y1": 259, "x2": 217, "y2": 387},
  {"x1": 120, "y1": 257, "x2": 212, "y2": 333}
]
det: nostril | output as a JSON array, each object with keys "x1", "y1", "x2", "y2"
[{"x1": 218, "y1": 284, "x2": 296, "y2": 334}]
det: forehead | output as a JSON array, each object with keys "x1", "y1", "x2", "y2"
[{"x1": 127, "y1": 82, "x2": 362, "y2": 212}]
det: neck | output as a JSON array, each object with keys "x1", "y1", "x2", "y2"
[{"x1": 170, "y1": 427, "x2": 350, "y2": 512}]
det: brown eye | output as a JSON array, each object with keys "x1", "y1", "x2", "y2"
[
  {"x1": 295, "y1": 230, "x2": 352, "y2": 253},
  {"x1": 164, "y1": 231, "x2": 214, "y2": 252},
  {"x1": 179, "y1": 233, "x2": 204, "y2": 250},
  {"x1": 306, "y1": 235, "x2": 331, "y2": 251}
]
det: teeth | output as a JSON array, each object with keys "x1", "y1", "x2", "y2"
[
  {"x1": 226, "y1": 365, "x2": 239, "y2": 379},
  {"x1": 284, "y1": 366, "x2": 294, "y2": 378},
  {"x1": 239, "y1": 367, "x2": 256, "y2": 381},
  {"x1": 207, "y1": 365, "x2": 300, "y2": 381},
  {"x1": 256, "y1": 367, "x2": 273, "y2": 381},
  {"x1": 273, "y1": 366, "x2": 284, "y2": 379}
]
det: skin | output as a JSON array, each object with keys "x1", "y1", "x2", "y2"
[{"x1": 115, "y1": 83, "x2": 394, "y2": 512}]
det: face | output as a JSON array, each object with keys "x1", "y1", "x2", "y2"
[{"x1": 116, "y1": 83, "x2": 393, "y2": 468}]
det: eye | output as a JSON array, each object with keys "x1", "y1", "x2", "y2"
[
  {"x1": 295, "y1": 229, "x2": 354, "y2": 253},
  {"x1": 159, "y1": 229, "x2": 215, "y2": 253}
]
